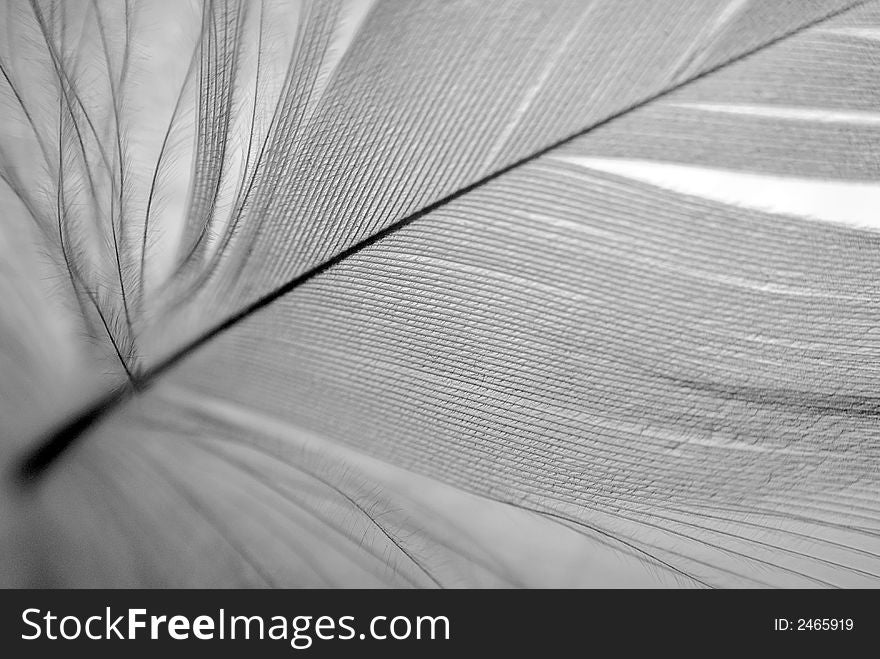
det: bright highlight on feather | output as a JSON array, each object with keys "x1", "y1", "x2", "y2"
[{"x1": 559, "y1": 155, "x2": 880, "y2": 230}]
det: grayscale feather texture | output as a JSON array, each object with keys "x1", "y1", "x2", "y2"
[{"x1": 1, "y1": 0, "x2": 879, "y2": 587}]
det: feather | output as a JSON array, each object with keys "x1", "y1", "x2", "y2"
[{"x1": 1, "y1": 0, "x2": 879, "y2": 587}]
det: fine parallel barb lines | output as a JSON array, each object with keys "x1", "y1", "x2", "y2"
[
  {"x1": 13, "y1": 0, "x2": 871, "y2": 483},
  {"x1": 3, "y1": 0, "x2": 880, "y2": 589}
]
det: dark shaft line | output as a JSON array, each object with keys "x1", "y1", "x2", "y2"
[{"x1": 14, "y1": 0, "x2": 869, "y2": 485}]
